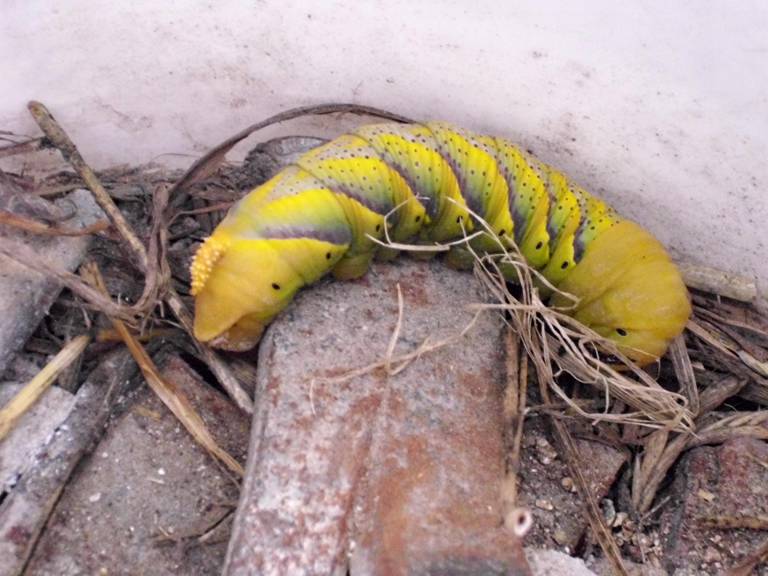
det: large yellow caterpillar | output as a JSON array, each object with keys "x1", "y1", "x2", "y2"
[{"x1": 189, "y1": 122, "x2": 691, "y2": 366}]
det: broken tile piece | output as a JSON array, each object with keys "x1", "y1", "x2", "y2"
[
  {"x1": 0, "y1": 381, "x2": 75, "y2": 491},
  {"x1": 226, "y1": 259, "x2": 530, "y2": 576},
  {"x1": 659, "y1": 437, "x2": 768, "y2": 574},
  {"x1": 0, "y1": 188, "x2": 104, "y2": 374},
  {"x1": 0, "y1": 349, "x2": 140, "y2": 576}
]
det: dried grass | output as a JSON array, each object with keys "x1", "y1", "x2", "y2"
[{"x1": 369, "y1": 198, "x2": 693, "y2": 431}]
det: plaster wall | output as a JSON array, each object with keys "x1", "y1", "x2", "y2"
[{"x1": 2, "y1": 1, "x2": 766, "y2": 291}]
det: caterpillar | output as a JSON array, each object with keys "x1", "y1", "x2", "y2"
[{"x1": 189, "y1": 121, "x2": 691, "y2": 366}]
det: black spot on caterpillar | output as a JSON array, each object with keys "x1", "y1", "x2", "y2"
[{"x1": 190, "y1": 121, "x2": 691, "y2": 365}]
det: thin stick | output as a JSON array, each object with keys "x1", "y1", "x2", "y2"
[
  {"x1": 384, "y1": 284, "x2": 405, "y2": 375},
  {"x1": 678, "y1": 262, "x2": 758, "y2": 303},
  {"x1": 670, "y1": 334, "x2": 699, "y2": 415},
  {"x1": 0, "y1": 209, "x2": 110, "y2": 237},
  {"x1": 501, "y1": 329, "x2": 530, "y2": 531},
  {"x1": 96, "y1": 327, "x2": 178, "y2": 343},
  {"x1": 0, "y1": 244, "x2": 137, "y2": 322},
  {"x1": 27, "y1": 101, "x2": 149, "y2": 271},
  {"x1": 25, "y1": 101, "x2": 252, "y2": 413},
  {"x1": 727, "y1": 537, "x2": 768, "y2": 576},
  {"x1": 0, "y1": 136, "x2": 50, "y2": 159},
  {"x1": 632, "y1": 376, "x2": 750, "y2": 514},
  {"x1": 0, "y1": 334, "x2": 90, "y2": 441},
  {"x1": 700, "y1": 515, "x2": 768, "y2": 530}
]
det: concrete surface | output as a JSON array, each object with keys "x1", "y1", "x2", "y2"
[
  {"x1": 226, "y1": 259, "x2": 529, "y2": 575},
  {"x1": 24, "y1": 355, "x2": 249, "y2": 576},
  {"x1": 0, "y1": 382, "x2": 75, "y2": 492}
]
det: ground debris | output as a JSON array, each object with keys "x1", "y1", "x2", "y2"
[
  {"x1": 24, "y1": 354, "x2": 249, "y2": 576},
  {"x1": 517, "y1": 416, "x2": 627, "y2": 553},
  {"x1": 0, "y1": 382, "x2": 74, "y2": 491},
  {"x1": 1, "y1": 104, "x2": 767, "y2": 575},
  {"x1": 0, "y1": 183, "x2": 103, "y2": 374},
  {"x1": 0, "y1": 348, "x2": 140, "y2": 576}
]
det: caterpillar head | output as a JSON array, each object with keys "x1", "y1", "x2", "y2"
[
  {"x1": 190, "y1": 233, "x2": 304, "y2": 351},
  {"x1": 551, "y1": 220, "x2": 691, "y2": 366}
]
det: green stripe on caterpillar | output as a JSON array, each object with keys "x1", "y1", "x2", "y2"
[{"x1": 189, "y1": 121, "x2": 691, "y2": 366}]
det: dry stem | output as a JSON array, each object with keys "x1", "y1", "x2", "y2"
[
  {"x1": 168, "y1": 103, "x2": 413, "y2": 198},
  {"x1": 0, "y1": 334, "x2": 90, "y2": 441},
  {"x1": 24, "y1": 101, "x2": 252, "y2": 413},
  {"x1": 27, "y1": 101, "x2": 149, "y2": 271},
  {"x1": 501, "y1": 330, "x2": 530, "y2": 531},
  {"x1": 81, "y1": 262, "x2": 244, "y2": 477},
  {"x1": 0, "y1": 209, "x2": 110, "y2": 236}
]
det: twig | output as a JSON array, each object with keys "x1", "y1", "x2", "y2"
[
  {"x1": 698, "y1": 376, "x2": 749, "y2": 415},
  {"x1": 695, "y1": 306, "x2": 768, "y2": 343},
  {"x1": 0, "y1": 334, "x2": 90, "y2": 441},
  {"x1": 670, "y1": 334, "x2": 699, "y2": 415},
  {"x1": 687, "y1": 319, "x2": 739, "y2": 358},
  {"x1": 0, "y1": 244, "x2": 138, "y2": 322},
  {"x1": 0, "y1": 209, "x2": 110, "y2": 237},
  {"x1": 384, "y1": 284, "x2": 405, "y2": 375},
  {"x1": 81, "y1": 262, "x2": 243, "y2": 476},
  {"x1": 700, "y1": 515, "x2": 768, "y2": 530},
  {"x1": 95, "y1": 327, "x2": 178, "y2": 343},
  {"x1": 164, "y1": 289, "x2": 254, "y2": 414},
  {"x1": 0, "y1": 136, "x2": 50, "y2": 159},
  {"x1": 501, "y1": 330, "x2": 532, "y2": 536},
  {"x1": 25, "y1": 101, "x2": 252, "y2": 413},
  {"x1": 502, "y1": 331, "x2": 528, "y2": 505},
  {"x1": 168, "y1": 201, "x2": 234, "y2": 226},
  {"x1": 27, "y1": 101, "x2": 149, "y2": 271},
  {"x1": 632, "y1": 377, "x2": 752, "y2": 514}
]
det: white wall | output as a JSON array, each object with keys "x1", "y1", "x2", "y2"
[{"x1": 2, "y1": 0, "x2": 766, "y2": 293}]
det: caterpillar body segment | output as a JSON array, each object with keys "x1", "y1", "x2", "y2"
[{"x1": 190, "y1": 122, "x2": 691, "y2": 364}]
